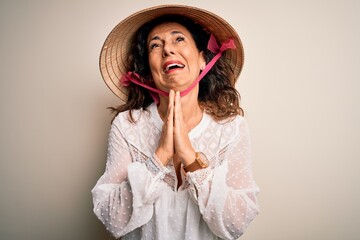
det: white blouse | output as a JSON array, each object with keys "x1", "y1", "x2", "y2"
[{"x1": 92, "y1": 103, "x2": 260, "y2": 240}]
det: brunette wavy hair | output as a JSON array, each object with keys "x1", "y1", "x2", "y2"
[{"x1": 110, "y1": 15, "x2": 244, "y2": 122}]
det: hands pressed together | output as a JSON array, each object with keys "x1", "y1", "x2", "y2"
[{"x1": 155, "y1": 90, "x2": 197, "y2": 168}]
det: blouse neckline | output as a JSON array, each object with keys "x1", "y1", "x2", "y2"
[{"x1": 149, "y1": 103, "x2": 211, "y2": 139}]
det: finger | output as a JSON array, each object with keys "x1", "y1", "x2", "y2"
[
  {"x1": 167, "y1": 90, "x2": 175, "y2": 125},
  {"x1": 175, "y1": 91, "x2": 181, "y2": 109},
  {"x1": 168, "y1": 90, "x2": 175, "y2": 109},
  {"x1": 157, "y1": 91, "x2": 175, "y2": 164},
  {"x1": 164, "y1": 90, "x2": 173, "y2": 122},
  {"x1": 170, "y1": 89, "x2": 175, "y2": 102},
  {"x1": 174, "y1": 91, "x2": 182, "y2": 125}
]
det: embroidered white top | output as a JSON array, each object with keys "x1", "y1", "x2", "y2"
[{"x1": 91, "y1": 103, "x2": 260, "y2": 240}]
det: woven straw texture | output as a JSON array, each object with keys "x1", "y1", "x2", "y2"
[{"x1": 99, "y1": 4, "x2": 244, "y2": 101}]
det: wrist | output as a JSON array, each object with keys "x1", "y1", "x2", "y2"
[
  {"x1": 181, "y1": 149, "x2": 196, "y2": 167},
  {"x1": 155, "y1": 148, "x2": 171, "y2": 166},
  {"x1": 183, "y1": 152, "x2": 208, "y2": 172}
]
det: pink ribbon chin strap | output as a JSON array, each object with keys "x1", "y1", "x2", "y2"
[{"x1": 120, "y1": 34, "x2": 236, "y2": 104}]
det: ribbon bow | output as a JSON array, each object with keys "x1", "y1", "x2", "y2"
[
  {"x1": 207, "y1": 34, "x2": 236, "y2": 54},
  {"x1": 120, "y1": 34, "x2": 236, "y2": 103}
]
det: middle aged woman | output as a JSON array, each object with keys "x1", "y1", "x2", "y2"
[{"x1": 92, "y1": 5, "x2": 260, "y2": 240}]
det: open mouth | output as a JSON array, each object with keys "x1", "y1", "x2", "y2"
[{"x1": 164, "y1": 63, "x2": 185, "y2": 73}]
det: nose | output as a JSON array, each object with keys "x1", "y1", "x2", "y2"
[{"x1": 162, "y1": 43, "x2": 175, "y2": 57}]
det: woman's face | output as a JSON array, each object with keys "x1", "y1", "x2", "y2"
[{"x1": 147, "y1": 22, "x2": 206, "y2": 93}]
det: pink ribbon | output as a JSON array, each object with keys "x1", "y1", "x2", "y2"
[{"x1": 120, "y1": 34, "x2": 236, "y2": 103}]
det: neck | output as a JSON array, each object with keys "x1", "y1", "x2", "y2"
[{"x1": 158, "y1": 87, "x2": 202, "y2": 130}]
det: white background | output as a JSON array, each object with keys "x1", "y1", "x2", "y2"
[{"x1": 0, "y1": 0, "x2": 359, "y2": 239}]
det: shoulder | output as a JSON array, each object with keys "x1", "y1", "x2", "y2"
[
  {"x1": 112, "y1": 108, "x2": 151, "y2": 129},
  {"x1": 210, "y1": 114, "x2": 248, "y2": 130},
  {"x1": 207, "y1": 114, "x2": 250, "y2": 141},
  {"x1": 110, "y1": 104, "x2": 160, "y2": 141},
  {"x1": 109, "y1": 104, "x2": 160, "y2": 153}
]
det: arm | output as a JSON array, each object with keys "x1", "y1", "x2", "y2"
[
  {"x1": 186, "y1": 118, "x2": 260, "y2": 239},
  {"x1": 91, "y1": 121, "x2": 169, "y2": 238}
]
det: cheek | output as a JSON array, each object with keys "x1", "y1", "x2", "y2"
[
  {"x1": 148, "y1": 54, "x2": 161, "y2": 72},
  {"x1": 185, "y1": 47, "x2": 202, "y2": 67}
]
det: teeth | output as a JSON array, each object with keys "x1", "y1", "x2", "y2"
[{"x1": 165, "y1": 63, "x2": 185, "y2": 72}]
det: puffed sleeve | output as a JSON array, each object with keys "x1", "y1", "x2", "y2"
[
  {"x1": 186, "y1": 117, "x2": 260, "y2": 239},
  {"x1": 91, "y1": 121, "x2": 169, "y2": 239}
]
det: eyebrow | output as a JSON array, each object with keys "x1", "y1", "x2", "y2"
[{"x1": 148, "y1": 30, "x2": 185, "y2": 42}]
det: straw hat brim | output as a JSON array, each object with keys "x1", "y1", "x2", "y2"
[{"x1": 99, "y1": 4, "x2": 244, "y2": 101}]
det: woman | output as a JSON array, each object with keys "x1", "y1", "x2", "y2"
[{"x1": 92, "y1": 5, "x2": 259, "y2": 240}]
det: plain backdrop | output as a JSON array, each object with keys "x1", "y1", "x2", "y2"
[{"x1": 1, "y1": 0, "x2": 359, "y2": 239}]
